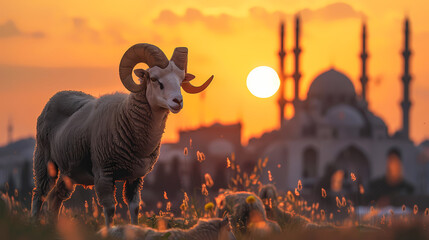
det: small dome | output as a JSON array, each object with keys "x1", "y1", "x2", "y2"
[
  {"x1": 307, "y1": 68, "x2": 356, "y2": 102},
  {"x1": 325, "y1": 104, "x2": 364, "y2": 128},
  {"x1": 367, "y1": 112, "x2": 387, "y2": 128}
]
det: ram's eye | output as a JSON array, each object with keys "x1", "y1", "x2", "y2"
[{"x1": 159, "y1": 81, "x2": 164, "y2": 90}]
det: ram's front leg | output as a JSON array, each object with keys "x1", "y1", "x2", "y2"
[
  {"x1": 124, "y1": 177, "x2": 143, "y2": 224},
  {"x1": 94, "y1": 172, "x2": 116, "y2": 228}
]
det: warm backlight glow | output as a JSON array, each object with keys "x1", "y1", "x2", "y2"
[{"x1": 246, "y1": 66, "x2": 280, "y2": 98}]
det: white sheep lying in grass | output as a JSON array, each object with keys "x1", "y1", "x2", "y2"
[
  {"x1": 216, "y1": 191, "x2": 281, "y2": 237},
  {"x1": 258, "y1": 184, "x2": 311, "y2": 230},
  {"x1": 30, "y1": 43, "x2": 213, "y2": 227},
  {"x1": 99, "y1": 217, "x2": 236, "y2": 240},
  {"x1": 258, "y1": 184, "x2": 334, "y2": 230}
]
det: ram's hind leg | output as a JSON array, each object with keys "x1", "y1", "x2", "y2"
[
  {"x1": 124, "y1": 177, "x2": 143, "y2": 224},
  {"x1": 46, "y1": 175, "x2": 75, "y2": 222},
  {"x1": 31, "y1": 147, "x2": 59, "y2": 219}
]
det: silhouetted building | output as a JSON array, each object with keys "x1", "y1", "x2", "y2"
[{"x1": 0, "y1": 138, "x2": 35, "y2": 195}]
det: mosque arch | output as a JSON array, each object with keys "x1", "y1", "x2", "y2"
[{"x1": 335, "y1": 145, "x2": 371, "y2": 184}]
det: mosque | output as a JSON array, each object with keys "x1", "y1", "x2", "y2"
[
  {"x1": 246, "y1": 16, "x2": 424, "y2": 194},
  {"x1": 148, "y1": 16, "x2": 429, "y2": 200}
]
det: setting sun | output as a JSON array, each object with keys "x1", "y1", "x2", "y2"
[{"x1": 246, "y1": 66, "x2": 280, "y2": 98}]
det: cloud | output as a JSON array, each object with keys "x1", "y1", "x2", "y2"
[
  {"x1": 153, "y1": 8, "x2": 234, "y2": 33},
  {"x1": 248, "y1": 7, "x2": 289, "y2": 26},
  {"x1": 154, "y1": 2, "x2": 364, "y2": 34},
  {"x1": 0, "y1": 20, "x2": 20, "y2": 37},
  {"x1": 300, "y1": 2, "x2": 365, "y2": 21},
  {"x1": 71, "y1": 17, "x2": 101, "y2": 43},
  {"x1": 0, "y1": 64, "x2": 117, "y2": 92},
  {"x1": 70, "y1": 17, "x2": 128, "y2": 44},
  {"x1": 105, "y1": 27, "x2": 126, "y2": 44},
  {"x1": 249, "y1": 2, "x2": 364, "y2": 26},
  {"x1": 0, "y1": 20, "x2": 45, "y2": 38}
]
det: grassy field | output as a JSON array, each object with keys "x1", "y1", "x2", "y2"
[
  {"x1": 1, "y1": 157, "x2": 429, "y2": 240},
  {"x1": 2, "y1": 187, "x2": 429, "y2": 240}
]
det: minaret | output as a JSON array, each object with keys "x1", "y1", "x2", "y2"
[
  {"x1": 401, "y1": 17, "x2": 412, "y2": 139},
  {"x1": 277, "y1": 21, "x2": 287, "y2": 128},
  {"x1": 7, "y1": 118, "x2": 13, "y2": 144},
  {"x1": 292, "y1": 15, "x2": 302, "y2": 112},
  {"x1": 360, "y1": 23, "x2": 369, "y2": 105}
]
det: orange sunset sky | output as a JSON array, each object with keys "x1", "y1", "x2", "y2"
[{"x1": 0, "y1": 0, "x2": 428, "y2": 146}]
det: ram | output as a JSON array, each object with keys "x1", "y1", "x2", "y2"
[{"x1": 30, "y1": 43, "x2": 213, "y2": 227}]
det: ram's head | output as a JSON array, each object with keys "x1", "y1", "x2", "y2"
[{"x1": 119, "y1": 43, "x2": 214, "y2": 113}]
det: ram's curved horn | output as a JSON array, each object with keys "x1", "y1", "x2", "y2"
[
  {"x1": 119, "y1": 43, "x2": 169, "y2": 93},
  {"x1": 170, "y1": 47, "x2": 214, "y2": 94},
  {"x1": 181, "y1": 76, "x2": 214, "y2": 94}
]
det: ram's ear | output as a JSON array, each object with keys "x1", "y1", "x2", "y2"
[
  {"x1": 182, "y1": 73, "x2": 195, "y2": 83},
  {"x1": 134, "y1": 69, "x2": 149, "y2": 80}
]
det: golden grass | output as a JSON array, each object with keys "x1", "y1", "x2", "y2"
[{"x1": 1, "y1": 156, "x2": 429, "y2": 240}]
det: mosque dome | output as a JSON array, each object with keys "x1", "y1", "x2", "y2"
[
  {"x1": 325, "y1": 104, "x2": 364, "y2": 128},
  {"x1": 307, "y1": 68, "x2": 356, "y2": 102},
  {"x1": 418, "y1": 140, "x2": 429, "y2": 162}
]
